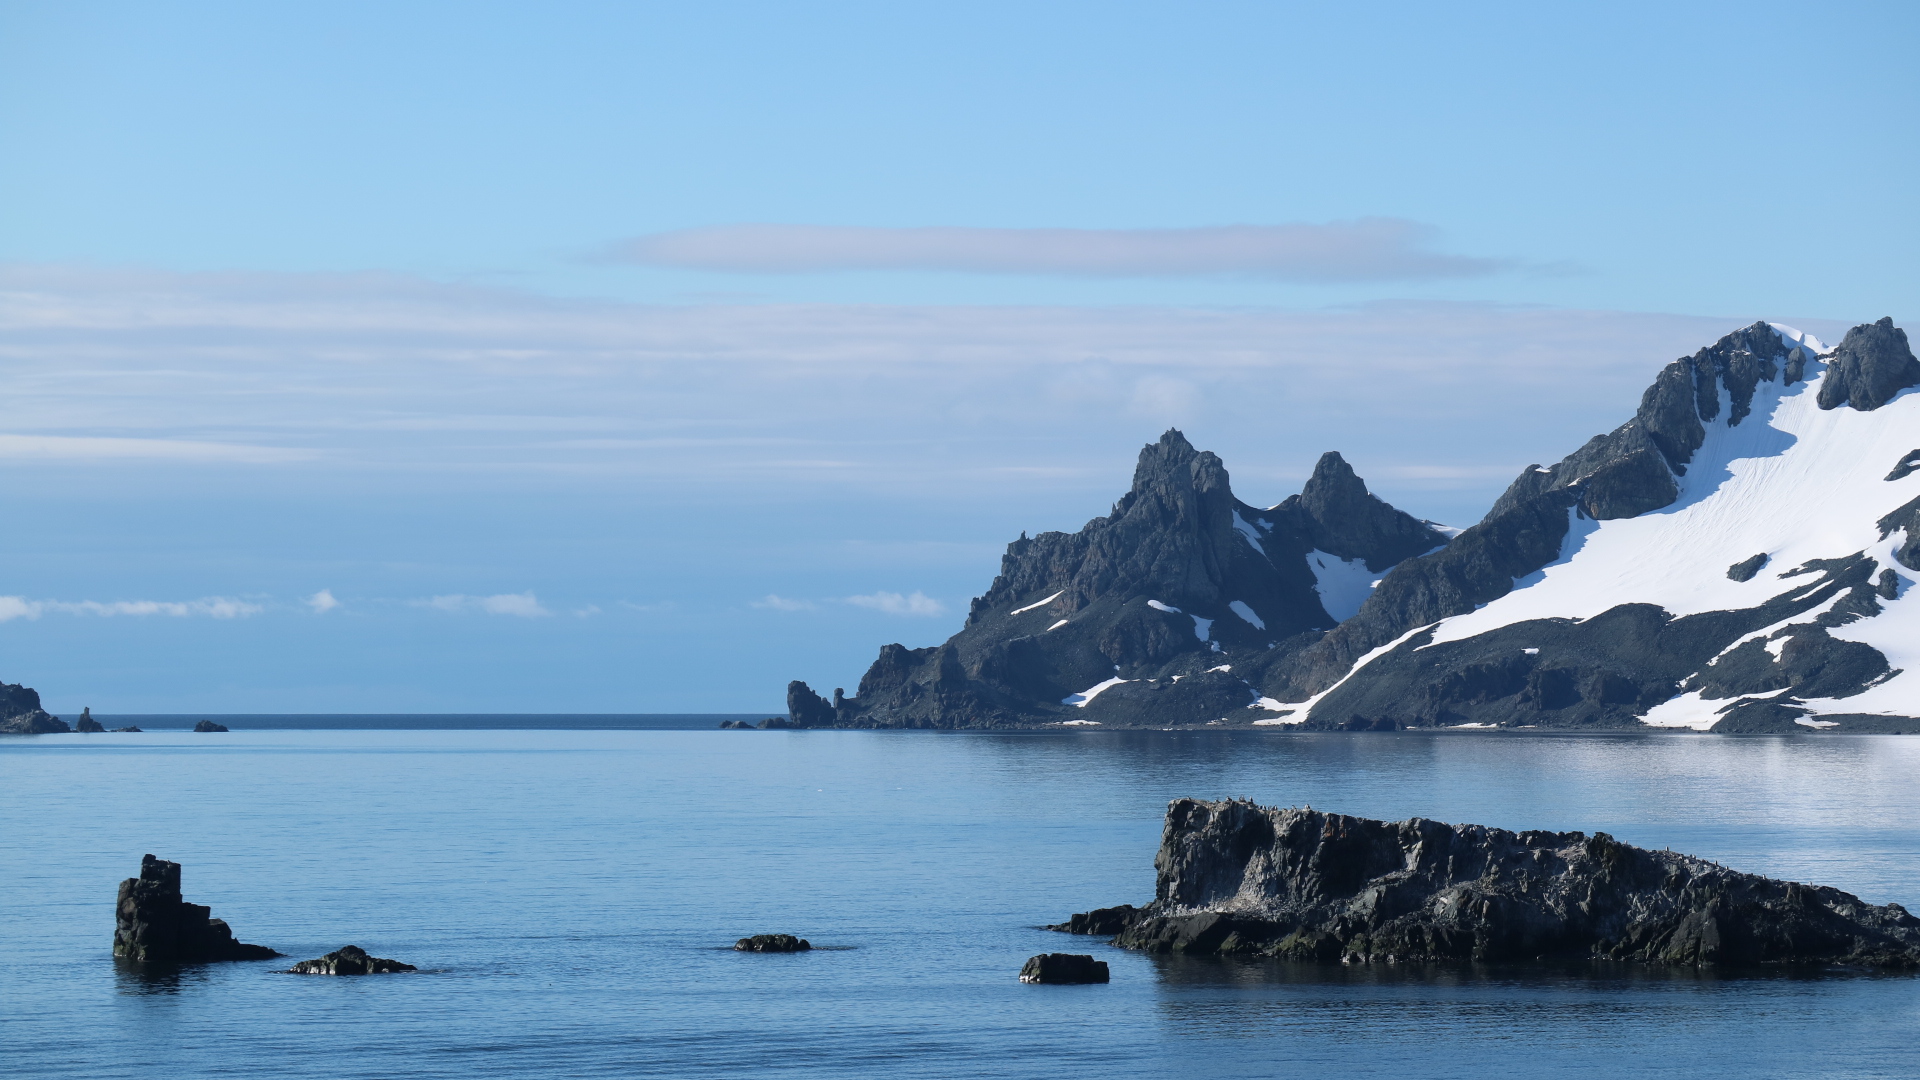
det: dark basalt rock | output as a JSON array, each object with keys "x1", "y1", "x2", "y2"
[
  {"x1": 1879, "y1": 496, "x2": 1920, "y2": 573},
  {"x1": 1050, "y1": 904, "x2": 1140, "y2": 935},
  {"x1": 288, "y1": 945, "x2": 416, "y2": 975},
  {"x1": 1888, "y1": 449, "x2": 1920, "y2": 482},
  {"x1": 0, "y1": 680, "x2": 66, "y2": 734},
  {"x1": 192, "y1": 720, "x2": 230, "y2": 733},
  {"x1": 734, "y1": 934, "x2": 811, "y2": 952},
  {"x1": 1727, "y1": 553, "x2": 1769, "y2": 582},
  {"x1": 113, "y1": 855, "x2": 279, "y2": 964},
  {"x1": 1818, "y1": 318, "x2": 1920, "y2": 412},
  {"x1": 74, "y1": 708, "x2": 105, "y2": 733},
  {"x1": 112, "y1": 726, "x2": 143, "y2": 732},
  {"x1": 718, "y1": 719, "x2": 756, "y2": 729},
  {"x1": 1019, "y1": 953, "x2": 1110, "y2": 983},
  {"x1": 1062, "y1": 799, "x2": 1920, "y2": 968}
]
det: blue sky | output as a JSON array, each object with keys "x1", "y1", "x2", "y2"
[{"x1": 0, "y1": 1, "x2": 1913, "y2": 712}]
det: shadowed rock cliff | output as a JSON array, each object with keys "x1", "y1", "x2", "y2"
[
  {"x1": 0, "y1": 680, "x2": 65, "y2": 734},
  {"x1": 114, "y1": 855, "x2": 279, "y2": 964},
  {"x1": 1055, "y1": 799, "x2": 1920, "y2": 968}
]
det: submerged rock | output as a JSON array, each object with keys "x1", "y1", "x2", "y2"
[
  {"x1": 114, "y1": 855, "x2": 279, "y2": 964},
  {"x1": 74, "y1": 708, "x2": 105, "y2": 733},
  {"x1": 288, "y1": 945, "x2": 416, "y2": 975},
  {"x1": 1019, "y1": 953, "x2": 1110, "y2": 983},
  {"x1": 734, "y1": 934, "x2": 811, "y2": 952},
  {"x1": 1056, "y1": 798, "x2": 1920, "y2": 968},
  {"x1": 193, "y1": 720, "x2": 230, "y2": 732}
]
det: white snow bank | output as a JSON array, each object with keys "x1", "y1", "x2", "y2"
[
  {"x1": 1228, "y1": 600, "x2": 1265, "y2": 629},
  {"x1": 1208, "y1": 664, "x2": 1231, "y2": 673},
  {"x1": 1252, "y1": 713, "x2": 1303, "y2": 726},
  {"x1": 1307, "y1": 549, "x2": 1381, "y2": 623},
  {"x1": 1232, "y1": 511, "x2": 1266, "y2": 555},
  {"x1": 1010, "y1": 591, "x2": 1063, "y2": 615},
  {"x1": 1058, "y1": 718, "x2": 1101, "y2": 726},
  {"x1": 1147, "y1": 599, "x2": 1182, "y2": 614},
  {"x1": 1046, "y1": 619, "x2": 1068, "y2": 632},
  {"x1": 1250, "y1": 696, "x2": 1287, "y2": 710},
  {"x1": 1062, "y1": 676, "x2": 1129, "y2": 707}
]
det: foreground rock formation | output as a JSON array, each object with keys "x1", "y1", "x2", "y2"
[
  {"x1": 114, "y1": 855, "x2": 279, "y2": 964},
  {"x1": 1054, "y1": 798, "x2": 1920, "y2": 968},
  {"x1": 1019, "y1": 953, "x2": 1109, "y2": 983},
  {"x1": 0, "y1": 680, "x2": 65, "y2": 734},
  {"x1": 288, "y1": 945, "x2": 416, "y2": 974},
  {"x1": 734, "y1": 934, "x2": 811, "y2": 952}
]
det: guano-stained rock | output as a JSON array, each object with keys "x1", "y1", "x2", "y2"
[{"x1": 1055, "y1": 798, "x2": 1920, "y2": 969}]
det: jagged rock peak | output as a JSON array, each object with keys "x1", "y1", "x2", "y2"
[
  {"x1": 1820, "y1": 317, "x2": 1920, "y2": 412},
  {"x1": 1275, "y1": 451, "x2": 1444, "y2": 571}
]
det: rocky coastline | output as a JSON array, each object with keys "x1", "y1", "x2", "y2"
[
  {"x1": 1053, "y1": 798, "x2": 1920, "y2": 969},
  {"x1": 114, "y1": 855, "x2": 280, "y2": 964}
]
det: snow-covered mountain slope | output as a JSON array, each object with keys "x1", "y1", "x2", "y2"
[{"x1": 1285, "y1": 318, "x2": 1920, "y2": 732}]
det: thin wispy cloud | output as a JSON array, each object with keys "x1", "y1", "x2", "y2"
[
  {"x1": 306, "y1": 589, "x2": 340, "y2": 613},
  {"x1": 421, "y1": 591, "x2": 552, "y2": 617},
  {"x1": 845, "y1": 591, "x2": 946, "y2": 616},
  {"x1": 0, "y1": 434, "x2": 311, "y2": 463},
  {"x1": 752, "y1": 594, "x2": 815, "y2": 611},
  {"x1": 0, "y1": 595, "x2": 263, "y2": 621},
  {"x1": 608, "y1": 221, "x2": 1505, "y2": 281}
]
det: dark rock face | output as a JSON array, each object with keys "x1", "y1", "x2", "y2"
[
  {"x1": 1727, "y1": 554, "x2": 1769, "y2": 582},
  {"x1": 1018, "y1": 953, "x2": 1110, "y2": 983},
  {"x1": 193, "y1": 720, "x2": 229, "y2": 733},
  {"x1": 1818, "y1": 318, "x2": 1920, "y2": 412},
  {"x1": 74, "y1": 708, "x2": 105, "y2": 733},
  {"x1": 113, "y1": 855, "x2": 279, "y2": 964},
  {"x1": 112, "y1": 726, "x2": 143, "y2": 733},
  {"x1": 1065, "y1": 799, "x2": 1920, "y2": 968},
  {"x1": 791, "y1": 432, "x2": 1446, "y2": 729},
  {"x1": 1888, "y1": 450, "x2": 1920, "y2": 482},
  {"x1": 1050, "y1": 905, "x2": 1140, "y2": 936},
  {"x1": 734, "y1": 934, "x2": 811, "y2": 952},
  {"x1": 718, "y1": 719, "x2": 756, "y2": 729},
  {"x1": 288, "y1": 945, "x2": 416, "y2": 975},
  {"x1": 0, "y1": 680, "x2": 66, "y2": 734}
]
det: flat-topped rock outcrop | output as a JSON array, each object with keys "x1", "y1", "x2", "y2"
[
  {"x1": 1019, "y1": 953, "x2": 1109, "y2": 983},
  {"x1": 114, "y1": 855, "x2": 279, "y2": 964},
  {"x1": 288, "y1": 945, "x2": 416, "y2": 975},
  {"x1": 1055, "y1": 798, "x2": 1920, "y2": 968}
]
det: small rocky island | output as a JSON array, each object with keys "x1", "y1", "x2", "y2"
[
  {"x1": 1019, "y1": 953, "x2": 1109, "y2": 983},
  {"x1": 1053, "y1": 798, "x2": 1920, "y2": 968},
  {"x1": 288, "y1": 945, "x2": 416, "y2": 975},
  {"x1": 734, "y1": 934, "x2": 811, "y2": 952},
  {"x1": 114, "y1": 855, "x2": 279, "y2": 964}
]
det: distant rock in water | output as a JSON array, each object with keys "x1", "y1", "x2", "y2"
[
  {"x1": 112, "y1": 726, "x2": 143, "y2": 733},
  {"x1": 1056, "y1": 798, "x2": 1920, "y2": 968},
  {"x1": 114, "y1": 855, "x2": 280, "y2": 964},
  {"x1": 193, "y1": 720, "x2": 229, "y2": 733},
  {"x1": 0, "y1": 680, "x2": 67, "y2": 734},
  {"x1": 734, "y1": 934, "x2": 811, "y2": 952},
  {"x1": 1018, "y1": 953, "x2": 1109, "y2": 984},
  {"x1": 718, "y1": 719, "x2": 757, "y2": 729},
  {"x1": 74, "y1": 708, "x2": 105, "y2": 733},
  {"x1": 288, "y1": 945, "x2": 416, "y2": 975}
]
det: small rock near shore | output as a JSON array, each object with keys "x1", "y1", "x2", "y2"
[
  {"x1": 288, "y1": 945, "x2": 417, "y2": 975},
  {"x1": 74, "y1": 708, "x2": 105, "y2": 733},
  {"x1": 734, "y1": 934, "x2": 811, "y2": 952},
  {"x1": 1019, "y1": 953, "x2": 1110, "y2": 984},
  {"x1": 193, "y1": 720, "x2": 229, "y2": 732},
  {"x1": 718, "y1": 720, "x2": 755, "y2": 729},
  {"x1": 112, "y1": 726, "x2": 143, "y2": 732}
]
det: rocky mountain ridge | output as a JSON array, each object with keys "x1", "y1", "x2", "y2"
[{"x1": 790, "y1": 318, "x2": 1920, "y2": 732}]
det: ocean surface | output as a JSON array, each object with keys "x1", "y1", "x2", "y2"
[{"x1": 5, "y1": 723, "x2": 1920, "y2": 1079}]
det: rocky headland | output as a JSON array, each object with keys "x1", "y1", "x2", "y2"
[
  {"x1": 1053, "y1": 798, "x2": 1920, "y2": 969},
  {"x1": 0, "y1": 680, "x2": 66, "y2": 734},
  {"x1": 114, "y1": 854, "x2": 280, "y2": 964}
]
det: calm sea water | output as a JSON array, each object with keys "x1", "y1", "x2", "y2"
[{"x1": 4, "y1": 727, "x2": 1919, "y2": 1079}]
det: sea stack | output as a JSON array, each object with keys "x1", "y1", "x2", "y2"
[
  {"x1": 113, "y1": 855, "x2": 279, "y2": 964},
  {"x1": 1056, "y1": 798, "x2": 1920, "y2": 968},
  {"x1": 74, "y1": 708, "x2": 105, "y2": 733}
]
